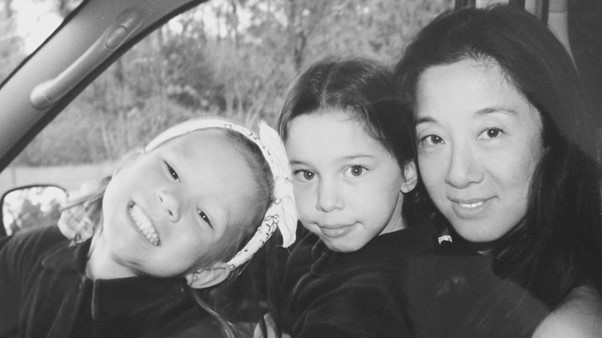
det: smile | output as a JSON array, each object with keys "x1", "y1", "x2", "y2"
[
  {"x1": 458, "y1": 201, "x2": 484, "y2": 208},
  {"x1": 449, "y1": 197, "x2": 493, "y2": 218},
  {"x1": 128, "y1": 202, "x2": 161, "y2": 246}
]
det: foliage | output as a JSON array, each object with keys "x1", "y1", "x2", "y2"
[
  {"x1": 3, "y1": 0, "x2": 455, "y2": 166},
  {"x1": 12, "y1": 0, "x2": 601, "y2": 167}
]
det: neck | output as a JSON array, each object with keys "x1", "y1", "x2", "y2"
[{"x1": 86, "y1": 231, "x2": 137, "y2": 280}]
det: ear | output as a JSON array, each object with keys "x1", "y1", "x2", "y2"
[
  {"x1": 400, "y1": 161, "x2": 418, "y2": 193},
  {"x1": 113, "y1": 148, "x2": 144, "y2": 174},
  {"x1": 185, "y1": 262, "x2": 232, "y2": 289}
]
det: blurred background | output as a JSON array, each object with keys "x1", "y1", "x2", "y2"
[{"x1": 0, "y1": 0, "x2": 600, "y2": 191}]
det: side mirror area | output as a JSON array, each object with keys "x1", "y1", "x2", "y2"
[{"x1": 0, "y1": 185, "x2": 67, "y2": 238}]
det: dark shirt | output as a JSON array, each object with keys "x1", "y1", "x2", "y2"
[
  {"x1": 402, "y1": 241, "x2": 550, "y2": 338},
  {"x1": 0, "y1": 226, "x2": 222, "y2": 338},
  {"x1": 279, "y1": 224, "x2": 436, "y2": 338}
]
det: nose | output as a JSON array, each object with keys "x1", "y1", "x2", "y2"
[
  {"x1": 444, "y1": 143, "x2": 483, "y2": 188},
  {"x1": 316, "y1": 178, "x2": 343, "y2": 212},
  {"x1": 157, "y1": 190, "x2": 181, "y2": 222}
]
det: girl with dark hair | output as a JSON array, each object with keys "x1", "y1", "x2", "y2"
[
  {"x1": 259, "y1": 57, "x2": 435, "y2": 337},
  {"x1": 0, "y1": 118, "x2": 297, "y2": 338},
  {"x1": 395, "y1": 5, "x2": 602, "y2": 337}
]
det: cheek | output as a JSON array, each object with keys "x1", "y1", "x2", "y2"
[
  {"x1": 292, "y1": 184, "x2": 314, "y2": 219},
  {"x1": 164, "y1": 234, "x2": 207, "y2": 269},
  {"x1": 417, "y1": 157, "x2": 446, "y2": 195},
  {"x1": 377, "y1": 175, "x2": 403, "y2": 205},
  {"x1": 498, "y1": 141, "x2": 543, "y2": 190}
]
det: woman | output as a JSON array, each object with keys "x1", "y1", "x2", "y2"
[{"x1": 395, "y1": 5, "x2": 602, "y2": 337}]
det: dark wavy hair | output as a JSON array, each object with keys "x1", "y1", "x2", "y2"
[
  {"x1": 264, "y1": 57, "x2": 420, "y2": 338},
  {"x1": 278, "y1": 57, "x2": 419, "y2": 222},
  {"x1": 394, "y1": 4, "x2": 602, "y2": 308}
]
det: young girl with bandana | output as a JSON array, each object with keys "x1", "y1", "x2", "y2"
[{"x1": 0, "y1": 118, "x2": 297, "y2": 338}]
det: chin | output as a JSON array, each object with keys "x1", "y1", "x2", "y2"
[
  {"x1": 455, "y1": 228, "x2": 506, "y2": 250},
  {"x1": 322, "y1": 238, "x2": 363, "y2": 253}
]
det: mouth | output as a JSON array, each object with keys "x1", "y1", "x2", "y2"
[
  {"x1": 128, "y1": 202, "x2": 161, "y2": 246},
  {"x1": 457, "y1": 200, "x2": 484, "y2": 209},
  {"x1": 318, "y1": 224, "x2": 353, "y2": 239},
  {"x1": 449, "y1": 197, "x2": 493, "y2": 218}
]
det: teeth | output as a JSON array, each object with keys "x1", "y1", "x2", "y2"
[
  {"x1": 128, "y1": 203, "x2": 160, "y2": 246},
  {"x1": 459, "y1": 201, "x2": 483, "y2": 208}
]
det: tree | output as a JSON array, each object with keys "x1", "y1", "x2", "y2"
[
  {"x1": 10, "y1": 0, "x2": 455, "y2": 165},
  {"x1": 0, "y1": 0, "x2": 24, "y2": 82}
]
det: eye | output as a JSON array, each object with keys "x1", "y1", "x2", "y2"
[
  {"x1": 482, "y1": 127, "x2": 503, "y2": 139},
  {"x1": 419, "y1": 134, "x2": 444, "y2": 146},
  {"x1": 346, "y1": 165, "x2": 366, "y2": 177},
  {"x1": 293, "y1": 169, "x2": 316, "y2": 182},
  {"x1": 164, "y1": 161, "x2": 180, "y2": 181},
  {"x1": 197, "y1": 209, "x2": 213, "y2": 229}
]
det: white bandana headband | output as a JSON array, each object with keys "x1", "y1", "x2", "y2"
[{"x1": 145, "y1": 118, "x2": 297, "y2": 270}]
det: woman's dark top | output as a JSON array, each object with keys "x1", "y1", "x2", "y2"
[
  {"x1": 0, "y1": 226, "x2": 222, "y2": 338},
  {"x1": 402, "y1": 241, "x2": 550, "y2": 338},
  {"x1": 278, "y1": 224, "x2": 436, "y2": 338}
]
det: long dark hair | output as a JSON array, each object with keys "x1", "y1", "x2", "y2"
[{"x1": 395, "y1": 5, "x2": 602, "y2": 308}]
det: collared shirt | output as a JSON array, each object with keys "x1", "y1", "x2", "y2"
[{"x1": 0, "y1": 226, "x2": 222, "y2": 338}]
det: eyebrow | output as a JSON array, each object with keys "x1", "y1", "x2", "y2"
[
  {"x1": 339, "y1": 154, "x2": 375, "y2": 161},
  {"x1": 416, "y1": 106, "x2": 518, "y2": 126},
  {"x1": 201, "y1": 198, "x2": 227, "y2": 236},
  {"x1": 476, "y1": 106, "x2": 518, "y2": 117},
  {"x1": 415, "y1": 116, "x2": 435, "y2": 125},
  {"x1": 289, "y1": 154, "x2": 375, "y2": 166}
]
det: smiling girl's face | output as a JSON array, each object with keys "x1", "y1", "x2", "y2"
[
  {"x1": 415, "y1": 59, "x2": 544, "y2": 247},
  {"x1": 99, "y1": 129, "x2": 257, "y2": 278}
]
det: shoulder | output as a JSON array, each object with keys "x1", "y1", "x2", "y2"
[
  {"x1": 2, "y1": 226, "x2": 66, "y2": 256},
  {"x1": 533, "y1": 285, "x2": 602, "y2": 338},
  {"x1": 0, "y1": 226, "x2": 68, "y2": 275}
]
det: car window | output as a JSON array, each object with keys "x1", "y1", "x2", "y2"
[
  {"x1": 0, "y1": 0, "x2": 82, "y2": 83},
  {"x1": 0, "y1": 0, "x2": 599, "y2": 199},
  {"x1": 0, "y1": 0, "x2": 454, "y2": 196}
]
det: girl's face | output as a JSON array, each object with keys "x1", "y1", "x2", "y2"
[
  {"x1": 415, "y1": 59, "x2": 544, "y2": 246},
  {"x1": 285, "y1": 111, "x2": 417, "y2": 253},
  {"x1": 100, "y1": 130, "x2": 257, "y2": 278}
]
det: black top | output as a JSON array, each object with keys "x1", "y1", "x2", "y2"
[
  {"x1": 278, "y1": 224, "x2": 436, "y2": 338},
  {"x1": 272, "y1": 223, "x2": 549, "y2": 338},
  {"x1": 0, "y1": 226, "x2": 222, "y2": 338},
  {"x1": 402, "y1": 241, "x2": 550, "y2": 338}
]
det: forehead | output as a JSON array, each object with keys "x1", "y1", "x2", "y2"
[
  {"x1": 416, "y1": 59, "x2": 530, "y2": 115},
  {"x1": 415, "y1": 59, "x2": 543, "y2": 140},
  {"x1": 168, "y1": 130, "x2": 259, "y2": 190},
  {"x1": 158, "y1": 129, "x2": 234, "y2": 156},
  {"x1": 159, "y1": 129, "x2": 259, "y2": 212},
  {"x1": 291, "y1": 110, "x2": 368, "y2": 139},
  {"x1": 286, "y1": 111, "x2": 390, "y2": 158},
  {"x1": 419, "y1": 59, "x2": 510, "y2": 94}
]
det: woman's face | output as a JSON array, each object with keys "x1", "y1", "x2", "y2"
[{"x1": 415, "y1": 59, "x2": 544, "y2": 246}]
